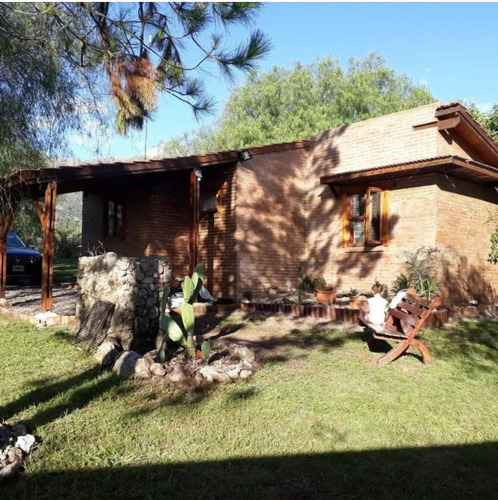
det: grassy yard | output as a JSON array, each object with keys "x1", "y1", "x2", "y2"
[
  {"x1": 0, "y1": 314, "x2": 497, "y2": 499},
  {"x1": 53, "y1": 257, "x2": 79, "y2": 284}
]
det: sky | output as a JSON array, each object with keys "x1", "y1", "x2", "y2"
[{"x1": 71, "y1": 2, "x2": 498, "y2": 162}]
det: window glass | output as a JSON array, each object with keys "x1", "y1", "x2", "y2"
[
  {"x1": 201, "y1": 193, "x2": 218, "y2": 212},
  {"x1": 369, "y1": 191, "x2": 381, "y2": 242},
  {"x1": 7, "y1": 233, "x2": 26, "y2": 248},
  {"x1": 116, "y1": 203, "x2": 124, "y2": 235},
  {"x1": 343, "y1": 187, "x2": 388, "y2": 248},
  {"x1": 107, "y1": 201, "x2": 115, "y2": 236},
  {"x1": 350, "y1": 221, "x2": 364, "y2": 245},
  {"x1": 350, "y1": 194, "x2": 365, "y2": 217}
]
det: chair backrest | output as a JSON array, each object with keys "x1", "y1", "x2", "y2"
[{"x1": 386, "y1": 292, "x2": 442, "y2": 339}]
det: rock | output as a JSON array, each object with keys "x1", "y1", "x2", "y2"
[
  {"x1": 166, "y1": 365, "x2": 188, "y2": 383},
  {"x1": 95, "y1": 342, "x2": 121, "y2": 367},
  {"x1": 112, "y1": 351, "x2": 150, "y2": 378},
  {"x1": 34, "y1": 311, "x2": 59, "y2": 328},
  {"x1": 0, "y1": 459, "x2": 22, "y2": 481},
  {"x1": 229, "y1": 345, "x2": 255, "y2": 363},
  {"x1": 239, "y1": 369, "x2": 253, "y2": 380},
  {"x1": 143, "y1": 349, "x2": 159, "y2": 366},
  {"x1": 15, "y1": 435, "x2": 35, "y2": 455},
  {"x1": 199, "y1": 366, "x2": 231, "y2": 383},
  {"x1": 226, "y1": 365, "x2": 242, "y2": 379},
  {"x1": 149, "y1": 305, "x2": 160, "y2": 319},
  {"x1": 7, "y1": 447, "x2": 22, "y2": 463},
  {"x1": 150, "y1": 363, "x2": 167, "y2": 377},
  {"x1": 12, "y1": 424, "x2": 27, "y2": 436},
  {"x1": 134, "y1": 357, "x2": 152, "y2": 379}
]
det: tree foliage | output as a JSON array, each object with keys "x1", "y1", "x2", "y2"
[
  {"x1": 0, "y1": 2, "x2": 270, "y2": 173},
  {"x1": 466, "y1": 102, "x2": 498, "y2": 142},
  {"x1": 159, "y1": 53, "x2": 435, "y2": 155}
]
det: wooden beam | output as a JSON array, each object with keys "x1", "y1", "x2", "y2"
[
  {"x1": 35, "y1": 181, "x2": 57, "y2": 312},
  {"x1": 0, "y1": 204, "x2": 16, "y2": 299},
  {"x1": 437, "y1": 116, "x2": 460, "y2": 130},
  {"x1": 189, "y1": 169, "x2": 201, "y2": 275}
]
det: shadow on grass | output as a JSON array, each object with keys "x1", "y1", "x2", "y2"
[
  {"x1": 0, "y1": 366, "x2": 128, "y2": 431},
  {"x1": 425, "y1": 319, "x2": 498, "y2": 374},
  {"x1": 4, "y1": 442, "x2": 498, "y2": 499}
]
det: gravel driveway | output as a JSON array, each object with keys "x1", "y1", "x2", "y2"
[{"x1": 5, "y1": 284, "x2": 78, "y2": 316}]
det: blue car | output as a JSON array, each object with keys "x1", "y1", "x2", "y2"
[{"x1": 7, "y1": 232, "x2": 42, "y2": 285}]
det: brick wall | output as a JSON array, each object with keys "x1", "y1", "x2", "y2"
[
  {"x1": 145, "y1": 178, "x2": 190, "y2": 278},
  {"x1": 308, "y1": 103, "x2": 441, "y2": 178},
  {"x1": 81, "y1": 185, "x2": 151, "y2": 256},
  {"x1": 435, "y1": 175, "x2": 498, "y2": 305},
  {"x1": 81, "y1": 103, "x2": 498, "y2": 304},
  {"x1": 235, "y1": 148, "x2": 309, "y2": 298},
  {"x1": 198, "y1": 167, "x2": 237, "y2": 298},
  {"x1": 305, "y1": 174, "x2": 439, "y2": 295},
  {"x1": 81, "y1": 170, "x2": 237, "y2": 298}
]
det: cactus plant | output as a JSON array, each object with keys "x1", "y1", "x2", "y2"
[
  {"x1": 201, "y1": 340, "x2": 211, "y2": 365},
  {"x1": 158, "y1": 263, "x2": 210, "y2": 361}
]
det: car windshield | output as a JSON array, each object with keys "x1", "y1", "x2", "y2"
[{"x1": 7, "y1": 233, "x2": 26, "y2": 248}]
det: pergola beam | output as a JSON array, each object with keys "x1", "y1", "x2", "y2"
[
  {"x1": 0, "y1": 203, "x2": 17, "y2": 299},
  {"x1": 189, "y1": 169, "x2": 201, "y2": 275},
  {"x1": 34, "y1": 181, "x2": 57, "y2": 312}
]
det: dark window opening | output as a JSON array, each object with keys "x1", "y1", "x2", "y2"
[{"x1": 104, "y1": 200, "x2": 125, "y2": 238}]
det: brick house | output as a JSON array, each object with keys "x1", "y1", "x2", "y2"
[{"x1": 80, "y1": 102, "x2": 498, "y2": 305}]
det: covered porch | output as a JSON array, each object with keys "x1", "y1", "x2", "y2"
[{"x1": 0, "y1": 151, "x2": 241, "y2": 313}]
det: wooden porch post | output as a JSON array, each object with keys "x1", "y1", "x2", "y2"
[
  {"x1": 34, "y1": 181, "x2": 57, "y2": 312},
  {"x1": 189, "y1": 169, "x2": 201, "y2": 275},
  {"x1": 0, "y1": 204, "x2": 17, "y2": 299}
]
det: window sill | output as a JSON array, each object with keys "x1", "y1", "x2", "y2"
[{"x1": 344, "y1": 246, "x2": 384, "y2": 253}]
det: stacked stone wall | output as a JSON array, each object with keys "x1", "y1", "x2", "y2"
[{"x1": 77, "y1": 253, "x2": 171, "y2": 351}]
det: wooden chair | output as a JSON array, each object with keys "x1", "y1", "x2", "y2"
[{"x1": 362, "y1": 290, "x2": 442, "y2": 365}]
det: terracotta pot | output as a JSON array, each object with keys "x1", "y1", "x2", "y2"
[
  {"x1": 315, "y1": 290, "x2": 337, "y2": 305},
  {"x1": 349, "y1": 297, "x2": 368, "y2": 311}
]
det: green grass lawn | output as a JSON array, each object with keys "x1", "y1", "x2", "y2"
[
  {"x1": 53, "y1": 257, "x2": 78, "y2": 284},
  {"x1": 1, "y1": 315, "x2": 497, "y2": 498}
]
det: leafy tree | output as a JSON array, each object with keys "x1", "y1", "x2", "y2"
[
  {"x1": 0, "y1": 2, "x2": 270, "y2": 246},
  {"x1": 467, "y1": 102, "x2": 498, "y2": 142},
  {"x1": 0, "y1": 2, "x2": 270, "y2": 171},
  {"x1": 465, "y1": 103, "x2": 498, "y2": 263},
  {"x1": 159, "y1": 53, "x2": 435, "y2": 155}
]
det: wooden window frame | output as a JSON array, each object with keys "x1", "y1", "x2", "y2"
[
  {"x1": 342, "y1": 186, "x2": 389, "y2": 248},
  {"x1": 103, "y1": 200, "x2": 126, "y2": 238}
]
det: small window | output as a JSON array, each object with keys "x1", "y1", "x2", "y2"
[
  {"x1": 342, "y1": 187, "x2": 389, "y2": 247},
  {"x1": 201, "y1": 191, "x2": 218, "y2": 213},
  {"x1": 104, "y1": 200, "x2": 125, "y2": 237}
]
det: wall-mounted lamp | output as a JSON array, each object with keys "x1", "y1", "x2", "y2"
[
  {"x1": 194, "y1": 168, "x2": 203, "y2": 181},
  {"x1": 237, "y1": 150, "x2": 252, "y2": 162}
]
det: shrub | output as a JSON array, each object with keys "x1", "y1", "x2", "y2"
[{"x1": 393, "y1": 246, "x2": 440, "y2": 299}]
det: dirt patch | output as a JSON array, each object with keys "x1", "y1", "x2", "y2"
[{"x1": 198, "y1": 309, "x2": 363, "y2": 363}]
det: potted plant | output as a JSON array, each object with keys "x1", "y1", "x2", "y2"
[
  {"x1": 348, "y1": 287, "x2": 368, "y2": 310},
  {"x1": 312, "y1": 275, "x2": 336, "y2": 305}
]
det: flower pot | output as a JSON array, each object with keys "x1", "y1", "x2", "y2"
[
  {"x1": 349, "y1": 297, "x2": 368, "y2": 311},
  {"x1": 315, "y1": 290, "x2": 336, "y2": 305}
]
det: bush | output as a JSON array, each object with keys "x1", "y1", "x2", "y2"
[{"x1": 393, "y1": 246, "x2": 440, "y2": 299}]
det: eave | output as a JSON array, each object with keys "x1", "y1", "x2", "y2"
[
  {"x1": 320, "y1": 155, "x2": 498, "y2": 188},
  {"x1": 435, "y1": 103, "x2": 498, "y2": 167}
]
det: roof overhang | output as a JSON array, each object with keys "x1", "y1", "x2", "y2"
[
  {"x1": 320, "y1": 155, "x2": 498, "y2": 188},
  {"x1": 3, "y1": 140, "x2": 309, "y2": 199},
  {"x1": 413, "y1": 102, "x2": 498, "y2": 167}
]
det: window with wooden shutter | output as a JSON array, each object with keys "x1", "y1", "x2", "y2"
[{"x1": 342, "y1": 187, "x2": 389, "y2": 248}]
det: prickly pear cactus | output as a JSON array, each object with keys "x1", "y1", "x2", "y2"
[{"x1": 158, "y1": 263, "x2": 205, "y2": 359}]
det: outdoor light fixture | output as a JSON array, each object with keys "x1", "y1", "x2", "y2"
[
  {"x1": 238, "y1": 150, "x2": 252, "y2": 162},
  {"x1": 194, "y1": 168, "x2": 203, "y2": 180}
]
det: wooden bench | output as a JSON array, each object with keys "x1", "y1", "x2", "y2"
[{"x1": 362, "y1": 290, "x2": 442, "y2": 365}]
